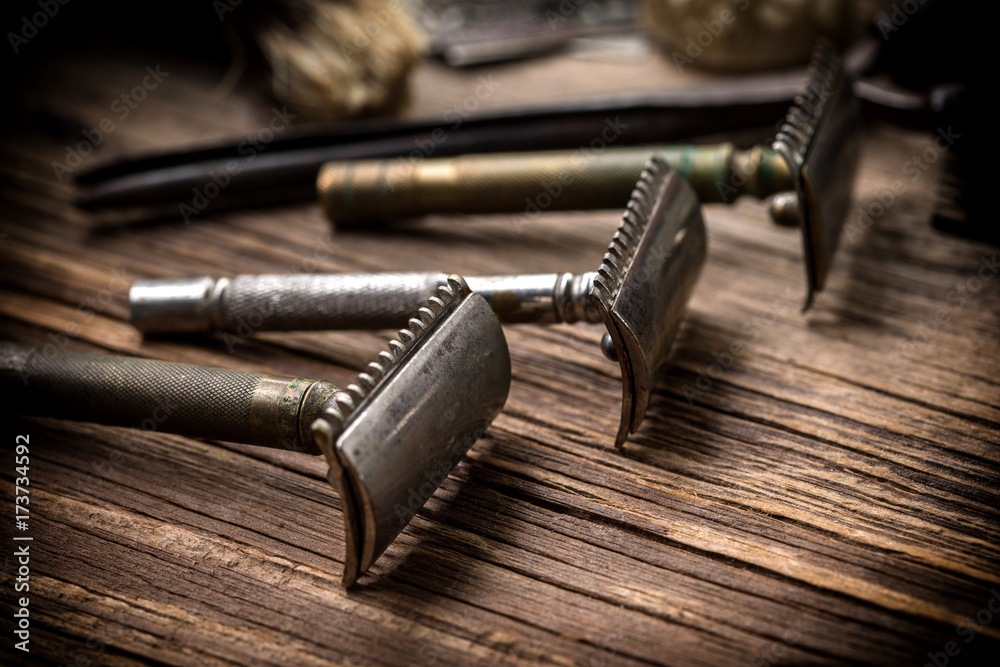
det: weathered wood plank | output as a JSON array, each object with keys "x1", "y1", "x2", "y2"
[{"x1": 1, "y1": 41, "x2": 998, "y2": 667}]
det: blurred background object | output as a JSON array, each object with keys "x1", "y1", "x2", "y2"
[
  {"x1": 642, "y1": 0, "x2": 855, "y2": 71},
  {"x1": 245, "y1": 0, "x2": 426, "y2": 119},
  {"x1": 411, "y1": 0, "x2": 642, "y2": 66},
  {"x1": 1, "y1": 0, "x2": 983, "y2": 239}
]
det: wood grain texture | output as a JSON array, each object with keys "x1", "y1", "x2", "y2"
[{"x1": 1, "y1": 41, "x2": 998, "y2": 667}]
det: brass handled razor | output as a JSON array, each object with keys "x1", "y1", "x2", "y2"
[
  {"x1": 318, "y1": 143, "x2": 792, "y2": 216},
  {"x1": 1, "y1": 277, "x2": 511, "y2": 586},
  {"x1": 317, "y1": 43, "x2": 859, "y2": 307},
  {"x1": 131, "y1": 158, "x2": 707, "y2": 446}
]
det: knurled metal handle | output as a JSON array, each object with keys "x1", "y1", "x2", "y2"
[
  {"x1": 0, "y1": 343, "x2": 338, "y2": 453},
  {"x1": 131, "y1": 273, "x2": 450, "y2": 334},
  {"x1": 317, "y1": 145, "x2": 793, "y2": 224},
  {"x1": 131, "y1": 272, "x2": 604, "y2": 336}
]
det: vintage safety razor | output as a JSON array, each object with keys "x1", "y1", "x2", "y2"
[
  {"x1": 317, "y1": 43, "x2": 859, "y2": 307},
  {"x1": 131, "y1": 158, "x2": 706, "y2": 446},
  {"x1": 0, "y1": 277, "x2": 511, "y2": 586}
]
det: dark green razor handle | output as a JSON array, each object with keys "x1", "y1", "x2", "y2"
[{"x1": 0, "y1": 343, "x2": 338, "y2": 454}]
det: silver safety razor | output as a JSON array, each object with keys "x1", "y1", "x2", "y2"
[{"x1": 129, "y1": 158, "x2": 706, "y2": 446}]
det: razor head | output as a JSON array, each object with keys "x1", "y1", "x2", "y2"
[
  {"x1": 310, "y1": 276, "x2": 510, "y2": 586},
  {"x1": 773, "y1": 42, "x2": 861, "y2": 309},
  {"x1": 590, "y1": 157, "x2": 708, "y2": 447}
]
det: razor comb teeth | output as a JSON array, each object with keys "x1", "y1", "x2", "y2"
[
  {"x1": 319, "y1": 275, "x2": 471, "y2": 433},
  {"x1": 775, "y1": 42, "x2": 840, "y2": 164},
  {"x1": 592, "y1": 158, "x2": 668, "y2": 309},
  {"x1": 589, "y1": 156, "x2": 707, "y2": 446},
  {"x1": 772, "y1": 41, "x2": 860, "y2": 308}
]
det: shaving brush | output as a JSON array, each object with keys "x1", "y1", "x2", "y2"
[{"x1": 235, "y1": 0, "x2": 426, "y2": 120}]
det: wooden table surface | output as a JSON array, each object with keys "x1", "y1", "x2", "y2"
[{"x1": 1, "y1": 39, "x2": 998, "y2": 667}]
